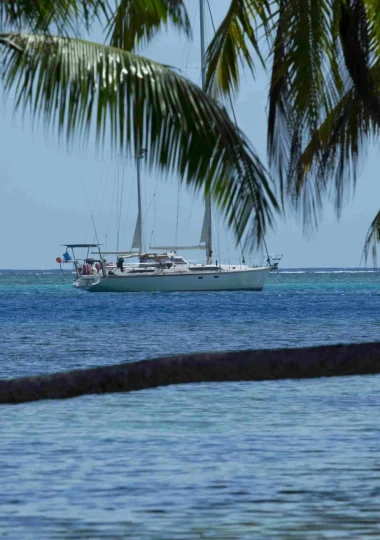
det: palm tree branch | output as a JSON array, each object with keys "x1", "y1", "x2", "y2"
[
  {"x1": 339, "y1": 0, "x2": 380, "y2": 123},
  {"x1": 267, "y1": 0, "x2": 292, "y2": 206},
  {"x1": 106, "y1": 0, "x2": 191, "y2": 52},
  {"x1": 0, "y1": 0, "x2": 111, "y2": 35},
  {"x1": 267, "y1": 0, "x2": 344, "y2": 216},
  {"x1": 0, "y1": 32, "x2": 278, "y2": 247},
  {"x1": 286, "y1": 80, "x2": 378, "y2": 230},
  {"x1": 205, "y1": 0, "x2": 270, "y2": 100},
  {"x1": 363, "y1": 210, "x2": 380, "y2": 265}
]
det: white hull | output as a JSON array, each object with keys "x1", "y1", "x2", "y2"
[
  {"x1": 73, "y1": 274, "x2": 101, "y2": 288},
  {"x1": 83, "y1": 266, "x2": 270, "y2": 292}
]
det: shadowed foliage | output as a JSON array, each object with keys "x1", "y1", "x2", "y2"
[
  {"x1": 0, "y1": 0, "x2": 110, "y2": 34},
  {"x1": 363, "y1": 210, "x2": 380, "y2": 264},
  {"x1": 204, "y1": 0, "x2": 269, "y2": 100},
  {"x1": 107, "y1": 0, "x2": 191, "y2": 52},
  {"x1": 205, "y1": 0, "x2": 380, "y2": 261},
  {"x1": 3, "y1": 1, "x2": 380, "y2": 257},
  {"x1": 4, "y1": 0, "x2": 380, "y2": 255}
]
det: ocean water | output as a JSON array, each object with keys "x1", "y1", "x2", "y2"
[{"x1": 1, "y1": 269, "x2": 380, "y2": 539}]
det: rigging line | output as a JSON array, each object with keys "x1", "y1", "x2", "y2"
[
  {"x1": 149, "y1": 229, "x2": 154, "y2": 249},
  {"x1": 184, "y1": 195, "x2": 195, "y2": 239},
  {"x1": 187, "y1": 0, "x2": 198, "y2": 75},
  {"x1": 117, "y1": 155, "x2": 126, "y2": 252},
  {"x1": 153, "y1": 191, "x2": 156, "y2": 246},
  {"x1": 91, "y1": 214, "x2": 100, "y2": 245},
  {"x1": 115, "y1": 157, "x2": 120, "y2": 250},
  {"x1": 91, "y1": 158, "x2": 107, "y2": 218},
  {"x1": 216, "y1": 208, "x2": 221, "y2": 264},
  {"x1": 87, "y1": 158, "x2": 109, "y2": 248},
  {"x1": 105, "y1": 161, "x2": 118, "y2": 250},
  {"x1": 206, "y1": 0, "x2": 253, "y2": 265},
  {"x1": 121, "y1": 169, "x2": 134, "y2": 243},
  {"x1": 262, "y1": 235, "x2": 271, "y2": 262},
  {"x1": 175, "y1": 181, "x2": 181, "y2": 247},
  {"x1": 144, "y1": 181, "x2": 159, "y2": 222},
  {"x1": 224, "y1": 220, "x2": 230, "y2": 263},
  {"x1": 179, "y1": 0, "x2": 196, "y2": 74},
  {"x1": 143, "y1": 173, "x2": 161, "y2": 244},
  {"x1": 119, "y1": 158, "x2": 125, "y2": 250},
  {"x1": 144, "y1": 155, "x2": 147, "y2": 251},
  {"x1": 97, "y1": 158, "x2": 109, "y2": 208},
  {"x1": 99, "y1": 157, "x2": 113, "y2": 220},
  {"x1": 79, "y1": 176, "x2": 100, "y2": 246}
]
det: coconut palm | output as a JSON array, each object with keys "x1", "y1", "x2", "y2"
[
  {"x1": 205, "y1": 0, "x2": 380, "y2": 263},
  {"x1": 6, "y1": 0, "x2": 380, "y2": 260},
  {"x1": 0, "y1": 0, "x2": 277, "y2": 251}
]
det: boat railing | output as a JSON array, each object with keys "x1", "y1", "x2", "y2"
[{"x1": 188, "y1": 257, "x2": 269, "y2": 270}]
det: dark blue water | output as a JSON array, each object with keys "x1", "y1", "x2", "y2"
[{"x1": 1, "y1": 269, "x2": 380, "y2": 538}]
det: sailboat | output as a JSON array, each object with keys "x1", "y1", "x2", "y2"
[{"x1": 59, "y1": 0, "x2": 281, "y2": 292}]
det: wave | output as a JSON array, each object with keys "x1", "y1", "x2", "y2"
[
  {"x1": 280, "y1": 271, "x2": 307, "y2": 274},
  {"x1": 279, "y1": 269, "x2": 379, "y2": 274}
]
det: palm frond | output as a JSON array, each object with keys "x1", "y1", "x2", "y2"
[
  {"x1": 205, "y1": 0, "x2": 269, "y2": 100},
  {"x1": 365, "y1": 0, "x2": 380, "y2": 58},
  {"x1": 289, "y1": 84, "x2": 377, "y2": 227},
  {"x1": 0, "y1": 32, "x2": 277, "y2": 247},
  {"x1": 267, "y1": 1, "x2": 344, "y2": 180},
  {"x1": 363, "y1": 210, "x2": 380, "y2": 265},
  {"x1": 339, "y1": 0, "x2": 380, "y2": 123},
  {"x1": 267, "y1": 0, "x2": 293, "y2": 207},
  {"x1": 0, "y1": 0, "x2": 110, "y2": 35},
  {"x1": 107, "y1": 0, "x2": 191, "y2": 52}
]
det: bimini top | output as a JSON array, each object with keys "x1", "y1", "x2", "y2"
[{"x1": 61, "y1": 244, "x2": 102, "y2": 248}]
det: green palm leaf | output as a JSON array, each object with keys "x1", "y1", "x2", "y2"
[
  {"x1": 107, "y1": 0, "x2": 191, "y2": 52},
  {"x1": 205, "y1": 0, "x2": 269, "y2": 99},
  {"x1": 340, "y1": 0, "x2": 380, "y2": 124},
  {"x1": 363, "y1": 210, "x2": 380, "y2": 265},
  {"x1": 267, "y1": 0, "x2": 344, "y2": 214},
  {"x1": 289, "y1": 85, "x2": 376, "y2": 227},
  {"x1": 0, "y1": 0, "x2": 110, "y2": 34},
  {"x1": 0, "y1": 32, "x2": 277, "y2": 247}
]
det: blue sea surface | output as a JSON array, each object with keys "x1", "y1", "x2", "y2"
[{"x1": 1, "y1": 268, "x2": 380, "y2": 538}]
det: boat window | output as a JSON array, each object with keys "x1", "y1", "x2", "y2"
[{"x1": 198, "y1": 276, "x2": 203, "y2": 279}]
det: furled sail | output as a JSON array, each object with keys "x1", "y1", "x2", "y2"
[
  {"x1": 200, "y1": 204, "x2": 211, "y2": 244},
  {"x1": 132, "y1": 214, "x2": 142, "y2": 251}
]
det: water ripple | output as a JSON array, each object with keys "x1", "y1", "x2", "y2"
[{"x1": 1, "y1": 271, "x2": 380, "y2": 538}]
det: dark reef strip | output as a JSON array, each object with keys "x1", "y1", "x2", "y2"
[{"x1": 1, "y1": 341, "x2": 380, "y2": 404}]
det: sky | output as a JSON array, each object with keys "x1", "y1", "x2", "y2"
[{"x1": 0, "y1": 0, "x2": 378, "y2": 269}]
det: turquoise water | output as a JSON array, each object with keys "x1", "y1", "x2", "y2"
[{"x1": 1, "y1": 269, "x2": 380, "y2": 538}]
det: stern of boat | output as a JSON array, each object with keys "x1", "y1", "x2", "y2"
[{"x1": 73, "y1": 275, "x2": 102, "y2": 289}]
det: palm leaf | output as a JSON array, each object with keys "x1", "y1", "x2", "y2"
[
  {"x1": 205, "y1": 0, "x2": 269, "y2": 99},
  {"x1": 267, "y1": 0, "x2": 344, "y2": 215},
  {"x1": 291, "y1": 85, "x2": 375, "y2": 226},
  {"x1": 339, "y1": 0, "x2": 380, "y2": 123},
  {"x1": 363, "y1": 210, "x2": 380, "y2": 265},
  {"x1": 267, "y1": 0, "x2": 292, "y2": 207},
  {"x1": 0, "y1": 0, "x2": 110, "y2": 34},
  {"x1": 107, "y1": 0, "x2": 191, "y2": 52},
  {"x1": 0, "y1": 32, "x2": 278, "y2": 247}
]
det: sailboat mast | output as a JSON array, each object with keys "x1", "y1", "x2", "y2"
[
  {"x1": 200, "y1": 0, "x2": 212, "y2": 265},
  {"x1": 136, "y1": 145, "x2": 144, "y2": 254}
]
